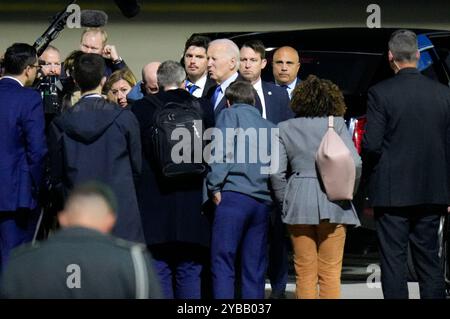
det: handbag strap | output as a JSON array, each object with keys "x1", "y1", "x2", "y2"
[{"x1": 328, "y1": 115, "x2": 334, "y2": 128}]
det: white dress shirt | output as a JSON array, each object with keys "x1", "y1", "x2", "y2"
[{"x1": 253, "y1": 78, "x2": 266, "y2": 119}]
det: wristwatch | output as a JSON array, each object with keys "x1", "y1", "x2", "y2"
[{"x1": 113, "y1": 57, "x2": 123, "y2": 65}]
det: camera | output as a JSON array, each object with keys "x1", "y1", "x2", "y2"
[{"x1": 35, "y1": 75, "x2": 63, "y2": 115}]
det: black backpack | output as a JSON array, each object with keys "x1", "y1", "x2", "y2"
[{"x1": 150, "y1": 96, "x2": 207, "y2": 178}]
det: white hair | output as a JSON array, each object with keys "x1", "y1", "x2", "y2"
[{"x1": 209, "y1": 38, "x2": 240, "y2": 71}]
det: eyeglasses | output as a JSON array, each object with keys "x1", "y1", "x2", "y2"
[{"x1": 29, "y1": 64, "x2": 42, "y2": 70}]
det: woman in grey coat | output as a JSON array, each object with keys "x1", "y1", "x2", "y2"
[{"x1": 270, "y1": 75, "x2": 361, "y2": 299}]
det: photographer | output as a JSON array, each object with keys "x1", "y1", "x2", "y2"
[
  {"x1": 34, "y1": 46, "x2": 64, "y2": 122},
  {"x1": 39, "y1": 45, "x2": 62, "y2": 77}
]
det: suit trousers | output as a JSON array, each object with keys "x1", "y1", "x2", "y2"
[
  {"x1": 287, "y1": 222, "x2": 346, "y2": 299},
  {"x1": 0, "y1": 208, "x2": 40, "y2": 272},
  {"x1": 267, "y1": 209, "x2": 289, "y2": 297},
  {"x1": 211, "y1": 191, "x2": 270, "y2": 299},
  {"x1": 375, "y1": 205, "x2": 446, "y2": 299},
  {"x1": 149, "y1": 242, "x2": 207, "y2": 299}
]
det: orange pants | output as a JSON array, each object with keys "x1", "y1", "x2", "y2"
[{"x1": 287, "y1": 222, "x2": 346, "y2": 299}]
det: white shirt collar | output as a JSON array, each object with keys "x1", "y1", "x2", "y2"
[
  {"x1": 253, "y1": 78, "x2": 266, "y2": 119},
  {"x1": 1, "y1": 76, "x2": 24, "y2": 87},
  {"x1": 190, "y1": 74, "x2": 208, "y2": 98}
]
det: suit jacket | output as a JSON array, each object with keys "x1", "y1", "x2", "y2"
[
  {"x1": 0, "y1": 227, "x2": 162, "y2": 299},
  {"x1": 270, "y1": 117, "x2": 361, "y2": 226},
  {"x1": 258, "y1": 81, "x2": 294, "y2": 124},
  {"x1": 131, "y1": 89, "x2": 213, "y2": 247},
  {"x1": 0, "y1": 78, "x2": 47, "y2": 211},
  {"x1": 200, "y1": 77, "x2": 216, "y2": 98},
  {"x1": 362, "y1": 68, "x2": 450, "y2": 207},
  {"x1": 205, "y1": 74, "x2": 244, "y2": 119}
]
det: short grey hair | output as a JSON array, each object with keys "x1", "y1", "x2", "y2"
[
  {"x1": 157, "y1": 60, "x2": 186, "y2": 89},
  {"x1": 388, "y1": 29, "x2": 419, "y2": 62}
]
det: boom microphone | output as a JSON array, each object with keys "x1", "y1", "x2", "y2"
[
  {"x1": 114, "y1": 0, "x2": 141, "y2": 18},
  {"x1": 80, "y1": 10, "x2": 108, "y2": 27}
]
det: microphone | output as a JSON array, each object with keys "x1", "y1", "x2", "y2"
[
  {"x1": 80, "y1": 10, "x2": 108, "y2": 27},
  {"x1": 114, "y1": 0, "x2": 141, "y2": 18}
]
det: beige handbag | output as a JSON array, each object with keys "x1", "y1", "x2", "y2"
[{"x1": 315, "y1": 116, "x2": 356, "y2": 201}]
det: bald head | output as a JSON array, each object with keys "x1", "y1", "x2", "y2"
[
  {"x1": 142, "y1": 61, "x2": 160, "y2": 95},
  {"x1": 58, "y1": 183, "x2": 117, "y2": 234},
  {"x1": 207, "y1": 39, "x2": 240, "y2": 84},
  {"x1": 39, "y1": 46, "x2": 61, "y2": 76},
  {"x1": 272, "y1": 46, "x2": 300, "y2": 86}
]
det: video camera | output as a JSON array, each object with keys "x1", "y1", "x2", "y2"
[{"x1": 35, "y1": 74, "x2": 63, "y2": 115}]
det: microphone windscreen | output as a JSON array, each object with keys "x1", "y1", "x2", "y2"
[
  {"x1": 80, "y1": 10, "x2": 108, "y2": 27},
  {"x1": 114, "y1": 0, "x2": 141, "y2": 18}
]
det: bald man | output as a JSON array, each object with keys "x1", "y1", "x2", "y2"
[
  {"x1": 127, "y1": 61, "x2": 161, "y2": 102},
  {"x1": 0, "y1": 182, "x2": 162, "y2": 299},
  {"x1": 39, "y1": 45, "x2": 61, "y2": 77},
  {"x1": 272, "y1": 46, "x2": 301, "y2": 99},
  {"x1": 206, "y1": 39, "x2": 241, "y2": 117}
]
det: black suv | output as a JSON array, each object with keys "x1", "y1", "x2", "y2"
[{"x1": 196, "y1": 27, "x2": 450, "y2": 290}]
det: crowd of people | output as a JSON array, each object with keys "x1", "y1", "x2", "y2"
[{"x1": 0, "y1": 27, "x2": 449, "y2": 300}]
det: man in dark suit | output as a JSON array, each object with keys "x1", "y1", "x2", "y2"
[
  {"x1": 1, "y1": 182, "x2": 162, "y2": 299},
  {"x1": 131, "y1": 60, "x2": 213, "y2": 299},
  {"x1": 206, "y1": 39, "x2": 241, "y2": 118},
  {"x1": 183, "y1": 35, "x2": 216, "y2": 98},
  {"x1": 0, "y1": 43, "x2": 47, "y2": 271},
  {"x1": 240, "y1": 40, "x2": 293, "y2": 299},
  {"x1": 363, "y1": 29, "x2": 450, "y2": 299},
  {"x1": 240, "y1": 40, "x2": 293, "y2": 124}
]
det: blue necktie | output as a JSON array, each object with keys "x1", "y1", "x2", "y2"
[
  {"x1": 212, "y1": 85, "x2": 222, "y2": 108},
  {"x1": 186, "y1": 80, "x2": 199, "y2": 95}
]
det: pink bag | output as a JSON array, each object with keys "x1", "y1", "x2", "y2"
[{"x1": 315, "y1": 116, "x2": 356, "y2": 201}]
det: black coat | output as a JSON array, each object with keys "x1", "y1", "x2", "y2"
[
  {"x1": 131, "y1": 89, "x2": 213, "y2": 247},
  {"x1": 49, "y1": 97, "x2": 145, "y2": 243},
  {"x1": 362, "y1": 68, "x2": 450, "y2": 207},
  {"x1": 0, "y1": 227, "x2": 161, "y2": 299}
]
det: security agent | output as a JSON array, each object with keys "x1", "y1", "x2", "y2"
[{"x1": 0, "y1": 182, "x2": 162, "y2": 299}]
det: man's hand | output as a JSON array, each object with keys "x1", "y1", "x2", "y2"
[
  {"x1": 212, "y1": 192, "x2": 221, "y2": 206},
  {"x1": 102, "y1": 45, "x2": 120, "y2": 61}
]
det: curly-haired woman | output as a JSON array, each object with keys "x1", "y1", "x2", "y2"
[{"x1": 270, "y1": 74, "x2": 362, "y2": 299}]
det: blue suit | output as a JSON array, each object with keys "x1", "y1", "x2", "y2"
[
  {"x1": 259, "y1": 81, "x2": 294, "y2": 125},
  {"x1": 0, "y1": 77, "x2": 47, "y2": 269},
  {"x1": 258, "y1": 81, "x2": 294, "y2": 298}
]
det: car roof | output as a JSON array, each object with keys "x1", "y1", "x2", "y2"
[{"x1": 197, "y1": 27, "x2": 450, "y2": 54}]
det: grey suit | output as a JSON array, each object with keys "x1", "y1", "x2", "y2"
[{"x1": 271, "y1": 116, "x2": 361, "y2": 226}]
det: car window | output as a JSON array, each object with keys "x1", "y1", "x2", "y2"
[
  {"x1": 299, "y1": 51, "x2": 384, "y2": 96},
  {"x1": 428, "y1": 34, "x2": 450, "y2": 85},
  {"x1": 419, "y1": 49, "x2": 448, "y2": 84}
]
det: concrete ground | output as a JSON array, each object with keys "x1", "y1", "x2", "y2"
[{"x1": 265, "y1": 281, "x2": 420, "y2": 299}]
